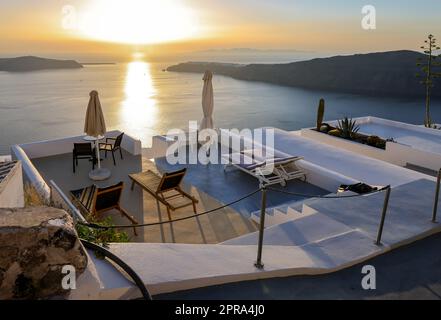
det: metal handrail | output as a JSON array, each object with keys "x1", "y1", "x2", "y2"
[
  {"x1": 76, "y1": 181, "x2": 395, "y2": 268},
  {"x1": 81, "y1": 239, "x2": 152, "y2": 300},
  {"x1": 254, "y1": 187, "x2": 267, "y2": 269},
  {"x1": 432, "y1": 168, "x2": 441, "y2": 223},
  {"x1": 375, "y1": 185, "x2": 391, "y2": 245},
  {"x1": 49, "y1": 180, "x2": 87, "y2": 223}
]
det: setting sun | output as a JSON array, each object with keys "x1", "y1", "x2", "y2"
[{"x1": 77, "y1": 0, "x2": 199, "y2": 45}]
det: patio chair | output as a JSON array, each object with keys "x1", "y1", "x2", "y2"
[
  {"x1": 222, "y1": 149, "x2": 306, "y2": 188},
  {"x1": 70, "y1": 181, "x2": 139, "y2": 235},
  {"x1": 73, "y1": 143, "x2": 96, "y2": 173},
  {"x1": 99, "y1": 132, "x2": 124, "y2": 166},
  {"x1": 128, "y1": 168, "x2": 198, "y2": 218}
]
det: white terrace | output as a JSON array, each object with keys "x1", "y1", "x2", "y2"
[
  {"x1": 9, "y1": 117, "x2": 441, "y2": 299},
  {"x1": 302, "y1": 116, "x2": 441, "y2": 174}
]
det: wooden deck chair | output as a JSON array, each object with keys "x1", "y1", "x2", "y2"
[
  {"x1": 70, "y1": 181, "x2": 139, "y2": 235},
  {"x1": 128, "y1": 168, "x2": 198, "y2": 218}
]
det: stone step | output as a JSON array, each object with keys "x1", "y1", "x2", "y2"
[
  {"x1": 405, "y1": 163, "x2": 438, "y2": 177},
  {"x1": 304, "y1": 179, "x2": 440, "y2": 247},
  {"x1": 250, "y1": 199, "x2": 307, "y2": 226},
  {"x1": 223, "y1": 211, "x2": 356, "y2": 246}
]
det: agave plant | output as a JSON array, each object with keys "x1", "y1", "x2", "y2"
[{"x1": 337, "y1": 117, "x2": 360, "y2": 139}]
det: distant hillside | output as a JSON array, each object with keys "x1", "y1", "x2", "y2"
[
  {"x1": 167, "y1": 50, "x2": 441, "y2": 98},
  {"x1": 0, "y1": 56, "x2": 83, "y2": 72}
]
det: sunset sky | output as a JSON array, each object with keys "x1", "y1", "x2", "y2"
[{"x1": 1, "y1": 0, "x2": 441, "y2": 61}]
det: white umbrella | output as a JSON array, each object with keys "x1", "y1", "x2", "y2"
[
  {"x1": 84, "y1": 90, "x2": 110, "y2": 180},
  {"x1": 200, "y1": 70, "x2": 214, "y2": 131}
]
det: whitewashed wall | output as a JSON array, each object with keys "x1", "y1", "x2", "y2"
[
  {"x1": 0, "y1": 161, "x2": 24, "y2": 208},
  {"x1": 11, "y1": 145, "x2": 50, "y2": 201},
  {"x1": 304, "y1": 117, "x2": 441, "y2": 172},
  {"x1": 301, "y1": 128, "x2": 389, "y2": 162},
  {"x1": 19, "y1": 130, "x2": 142, "y2": 159}
]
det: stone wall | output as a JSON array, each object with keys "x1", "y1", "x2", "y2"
[{"x1": 0, "y1": 206, "x2": 87, "y2": 299}]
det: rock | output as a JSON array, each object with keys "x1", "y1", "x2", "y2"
[
  {"x1": 319, "y1": 124, "x2": 330, "y2": 133},
  {"x1": 0, "y1": 206, "x2": 87, "y2": 299},
  {"x1": 328, "y1": 129, "x2": 342, "y2": 137}
]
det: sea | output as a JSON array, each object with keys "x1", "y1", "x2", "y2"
[{"x1": 1, "y1": 57, "x2": 440, "y2": 155}]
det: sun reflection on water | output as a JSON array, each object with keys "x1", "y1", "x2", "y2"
[{"x1": 121, "y1": 61, "x2": 157, "y2": 141}]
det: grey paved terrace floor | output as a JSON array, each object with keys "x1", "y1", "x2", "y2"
[{"x1": 154, "y1": 154, "x2": 328, "y2": 217}]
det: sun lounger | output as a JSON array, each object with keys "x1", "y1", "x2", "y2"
[
  {"x1": 222, "y1": 149, "x2": 306, "y2": 188},
  {"x1": 128, "y1": 168, "x2": 198, "y2": 218},
  {"x1": 70, "y1": 181, "x2": 139, "y2": 235}
]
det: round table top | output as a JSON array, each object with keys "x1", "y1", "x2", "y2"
[{"x1": 83, "y1": 135, "x2": 105, "y2": 141}]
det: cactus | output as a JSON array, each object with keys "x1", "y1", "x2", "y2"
[
  {"x1": 316, "y1": 98, "x2": 325, "y2": 131},
  {"x1": 337, "y1": 117, "x2": 360, "y2": 139}
]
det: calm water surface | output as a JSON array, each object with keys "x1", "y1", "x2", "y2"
[{"x1": 1, "y1": 61, "x2": 440, "y2": 155}]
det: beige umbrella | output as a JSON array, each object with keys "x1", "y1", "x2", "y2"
[
  {"x1": 84, "y1": 90, "x2": 106, "y2": 137},
  {"x1": 200, "y1": 70, "x2": 214, "y2": 131},
  {"x1": 84, "y1": 90, "x2": 110, "y2": 180}
]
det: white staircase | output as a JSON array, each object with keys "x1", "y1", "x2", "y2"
[{"x1": 250, "y1": 197, "x2": 328, "y2": 226}]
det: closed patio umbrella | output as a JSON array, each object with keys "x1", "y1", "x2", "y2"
[
  {"x1": 199, "y1": 71, "x2": 215, "y2": 157},
  {"x1": 200, "y1": 70, "x2": 214, "y2": 131},
  {"x1": 84, "y1": 90, "x2": 110, "y2": 180},
  {"x1": 84, "y1": 90, "x2": 106, "y2": 137}
]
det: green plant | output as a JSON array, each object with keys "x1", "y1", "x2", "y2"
[
  {"x1": 367, "y1": 135, "x2": 381, "y2": 146},
  {"x1": 375, "y1": 140, "x2": 386, "y2": 149},
  {"x1": 337, "y1": 117, "x2": 360, "y2": 139},
  {"x1": 316, "y1": 98, "x2": 325, "y2": 131},
  {"x1": 76, "y1": 216, "x2": 130, "y2": 246},
  {"x1": 24, "y1": 183, "x2": 49, "y2": 207},
  {"x1": 367, "y1": 135, "x2": 386, "y2": 149},
  {"x1": 416, "y1": 34, "x2": 441, "y2": 127}
]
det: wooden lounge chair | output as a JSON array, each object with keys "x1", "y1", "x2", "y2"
[
  {"x1": 99, "y1": 132, "x2": 124, "y2": 166},
  {"x1": 70, "y1": 181, "x2": 139, "y2": 235},
  {"x1": 128, "y1": 168, "x2": 198, "y2": 218}
]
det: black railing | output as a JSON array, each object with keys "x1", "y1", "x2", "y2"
[
  {"x1": 432, "y1": 168, "x2": 441, "y2": 223},
  {"x1": 375, "y1": 185, "x2": 391, "y2": 245},
  {"x1": 52, "y1": 170, "x2": 441, "y2": 272},
  {"x1": 78, "y1": 188, "x2": 261, "y2": 230},
  {"x1": 78, "y1": 184, "x2": 393, "y2": 269},
  {"x1": 254, "y1": 187, "x2": 267, "y2": 269},
  {"x1": 81, "y1": 239, "x2": 152, "y2": 300}
]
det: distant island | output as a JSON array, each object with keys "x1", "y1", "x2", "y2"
[
  {"x1": 168, "y1": 50, "x2": 441, "y2": 98},
  {"x1": 0, "y1": 56, "x2": 83, "y2": 72},
  {"x1": 81, "y1": 62, "x2": 116, "y2": 65}
]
